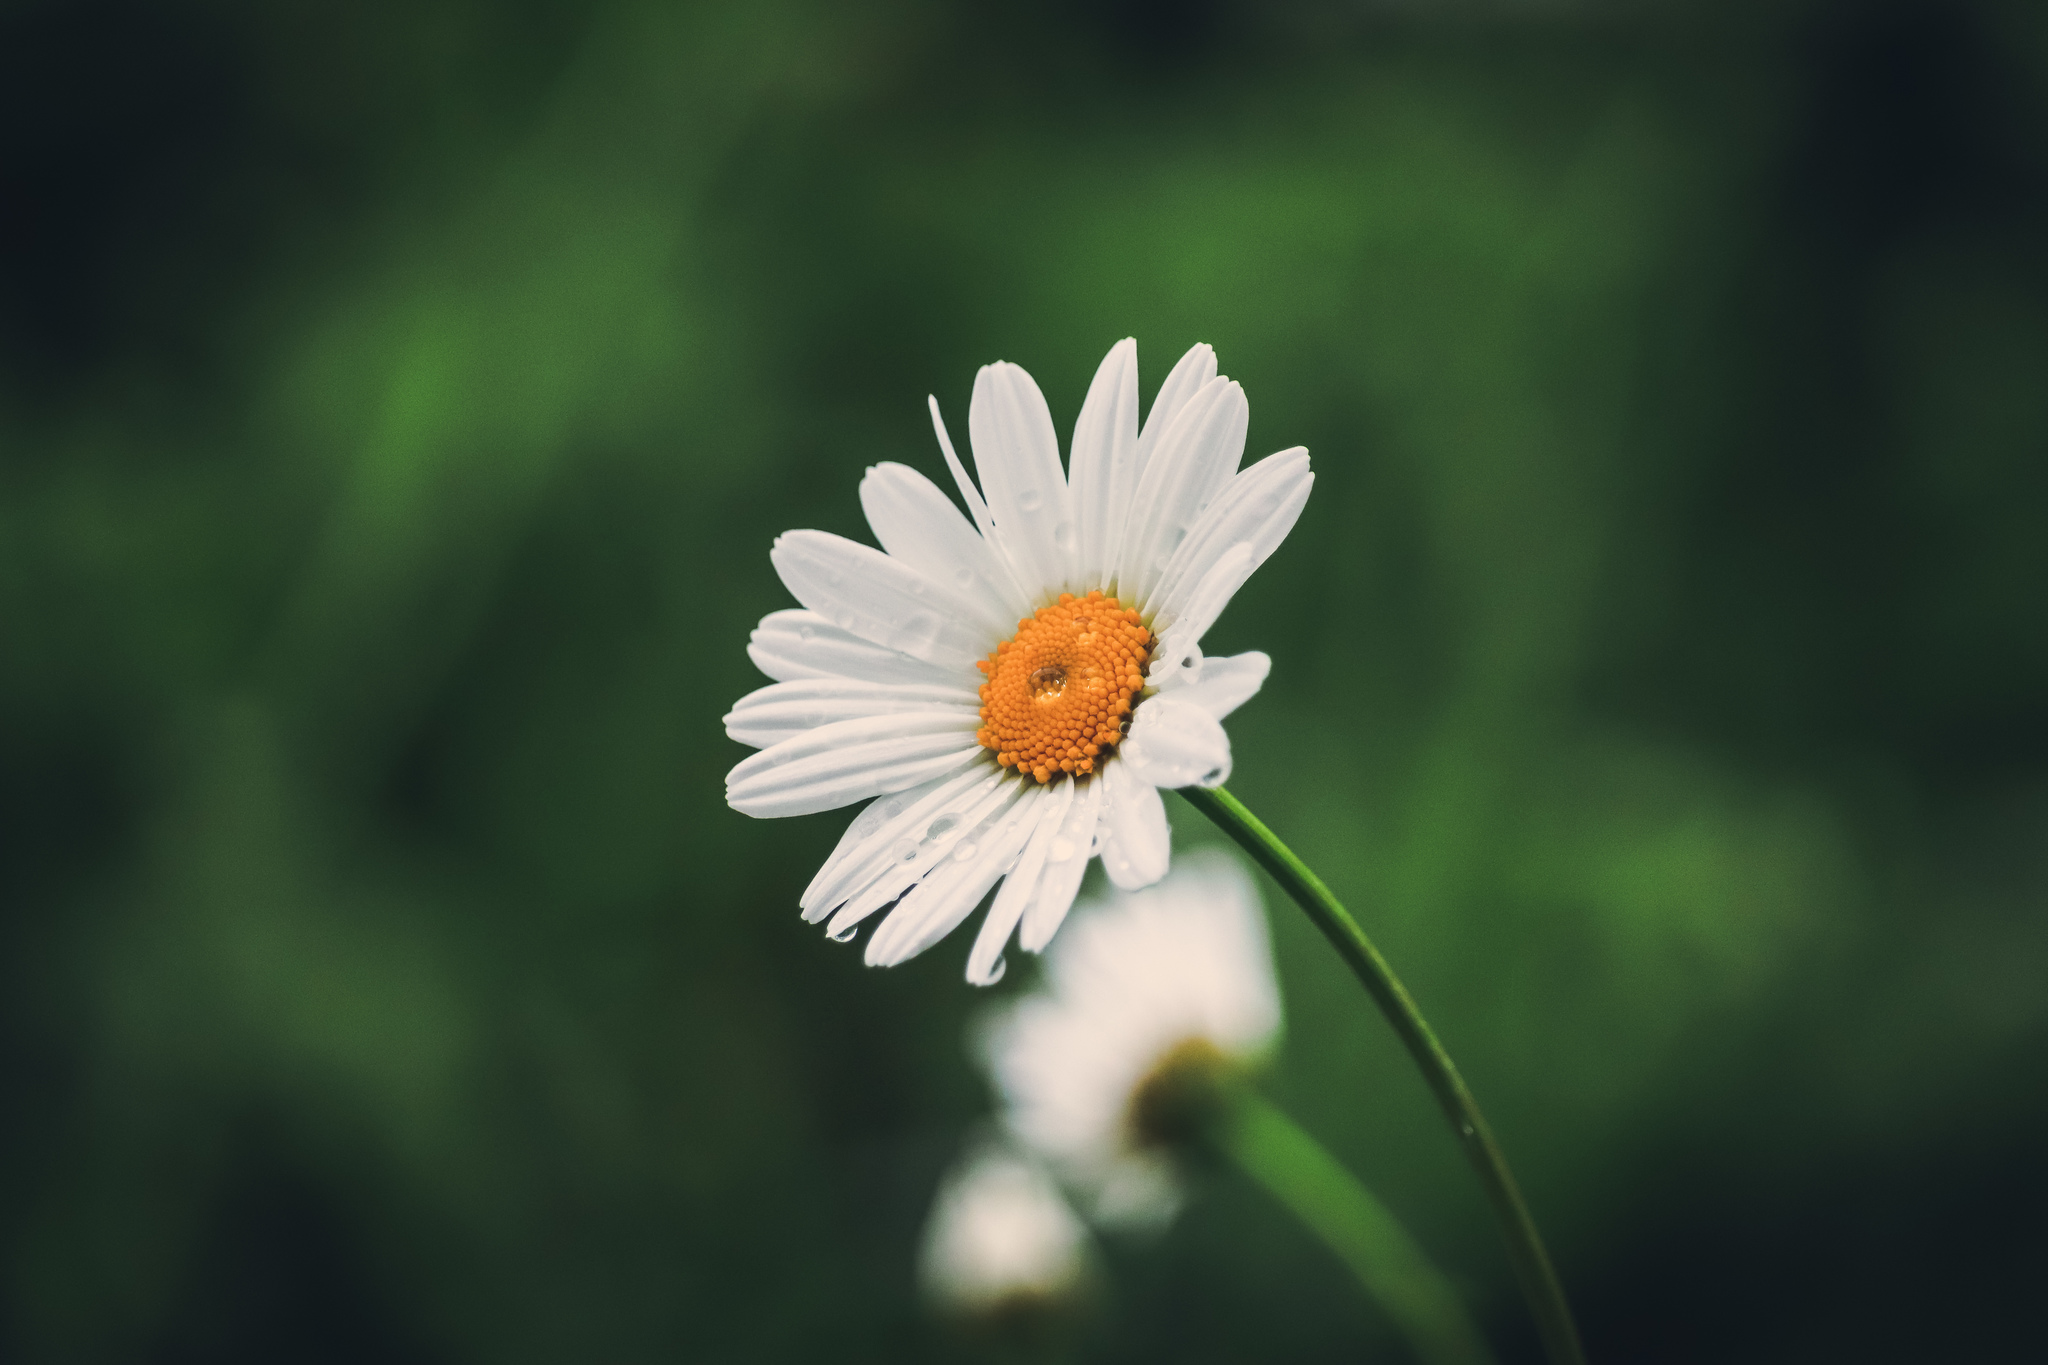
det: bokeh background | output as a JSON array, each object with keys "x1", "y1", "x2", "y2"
[{"x1": 4, "y1": 0, "x2": 2046, "y2": 1360}]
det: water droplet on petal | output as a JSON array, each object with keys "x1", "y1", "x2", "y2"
[
  {"x1": 951, "y1": 841, "x2": 978, "y2": 863},
  {"x1": 984, "y1": 955, "x2": 1007, "y2": 984},
  {"x1": 1052, "y1": 521, "x2": 1077, "y2": 552},
  {"x1": 828, "y1": 921, "x2": 859, "y2": 943},
  {"x1": 1047, "y1": 837, "x2": 1076, "y2": 863},
  {"x1": 897, "y1": 611, "x2": 943, "y2": 654},
  {"x1": 893, "y1": 839, "x2": 920, "y2": 863},
  {"x1": 925, "y1": 815, "x2": 958, "y2": 842},
  {"x1": 1018, "y1": 488, "x2": 1044, "y2": 513}
]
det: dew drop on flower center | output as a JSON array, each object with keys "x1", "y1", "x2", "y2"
[{"x1": 976, "y1": 590, "x2": 1152, "y2": 784}]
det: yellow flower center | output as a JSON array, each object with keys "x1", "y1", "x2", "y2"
[
  {"x1": 1126, "y1": 1036, "x2": 1231, "y2": 1150},
  {"x1": 976, "y1": 590, "x2": 1152, "y2": 784}
]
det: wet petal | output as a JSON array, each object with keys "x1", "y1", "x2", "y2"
[
  {"x1": 772, "y1": 530, "x2": 992, "y2": 670},
  {"x1": 968, "y1": 778, "x2": 1074, "y2": 985},
  {"x1": 969, "y1": 361, "x2": 1076, "y2": 599},
  {"x1": 724, "y1": 677, "x2": 978, "y2": 749},
  {"x1": 1067, "y1": 339, "x2": 1140, "y2": 594},
  {"x1": 1120, "y1": 696, "x2": 1232, "y2": 790},
  {"x1": 1149, "y1": 448, "x2": 1311, "y2": 629},
  {"x1": 1116, "y1": 377, "x2": 1247, "y2": 610},
  {"x1": 1097, "y1": 757, "x2": 1170, "y2": 890},
  {"x1": 726, "y1": 711, "x2": 982, "y2": 817},
  {"x1": 859, "y1": 461, "x2": 1021, "y2": 632},
  {"x1": 747, "y1": 609, "x2": 963, "y2": 687},
  {"x1": 1156, "y1": 650, "x2": 1269, "y2": 721},
  {"x1": 866, "y1": 788, "x2": 1040, "y2": 966},
  {"x1": 1018, "y1": 775, "x2": 1106, "y2": 953}
]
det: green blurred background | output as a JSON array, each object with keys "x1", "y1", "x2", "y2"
[{"x1": 3, "y1": 0, "x2": 2045, "y2": 1360}]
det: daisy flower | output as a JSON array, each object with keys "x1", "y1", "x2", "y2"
[
  {"x1": 979, "y1": 849, "x2": 1282, "y2": 1225},
  {"x1": 724, "y1": 339, "x2": 1312, "y2": 984},
  {"x1": 918, "y1": 1140, "x2": 1094, "y2": 1317}
]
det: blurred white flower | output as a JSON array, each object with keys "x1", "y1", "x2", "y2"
[
  {"x1": 980, "y1": 848, "x2": 1282, "y2": 1225},
  {"x1": 724, "y1": 340, "x2": 1311, "y2": 984},
  {"x1": 919, "y1": 1141, "x2": 1093, "y2": 1316}
]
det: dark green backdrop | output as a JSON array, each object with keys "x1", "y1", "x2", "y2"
[{"x1": 3, "y1": 1, "x2": 2045, "y2": 1360}]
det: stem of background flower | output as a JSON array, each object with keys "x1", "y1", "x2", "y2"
[
  {"x1": 1179, "y1": 784, "x2": 1588, "y2": 1365},
  {"x1": 1218, "y1": 1085, "x2": 1497, "y2": 1365}
]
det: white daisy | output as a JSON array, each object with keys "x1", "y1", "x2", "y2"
[
  {"x1": 724, "y1": 339, "x2": 1312, "y2": 983},
  {"x1": 979, "y1": 849, "x2": 1282, "y2": 1226},
  {"x1": 918, "y1": 1140, "x2": 1093, "y2": 1316}
]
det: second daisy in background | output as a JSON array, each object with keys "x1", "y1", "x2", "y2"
[{"x1": 971, "y1": 849, "x2": 1498, "y2": 1365}]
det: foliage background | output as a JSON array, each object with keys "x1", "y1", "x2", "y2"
[{"x1": 3, "y1": 1, "x2": 2045, "y2": 1360}]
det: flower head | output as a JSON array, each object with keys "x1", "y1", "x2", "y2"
[
  {"x1": 918, "y1": 1141, "x2": 1093, "y2": 1317},
  {"x1": 725, "y1": 340, "x2": 1311, "y2": 982},
  {"x1": 979, "y1": 849, "x2": 1282, "y2": 1225}
]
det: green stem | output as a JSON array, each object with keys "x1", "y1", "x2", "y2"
[
  {"x1": 1179, "y1": 784, "x2": 1587, "y2": 1365},
  {"x1": 1220, "y1": 1086, "x2": 1497, "y2": 1365}
]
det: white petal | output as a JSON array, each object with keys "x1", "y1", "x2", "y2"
[
  {"x1": 1143, "y1": 641, "x2": 1203, "y2": 694},
  {"x1": 1149, "y1": 541, "x2": 1254, "y2": 678},
  {"x1": 794, "y1": 769, "x2": 970, "y2": 916},
  {"x1": 801, "y1": 764, "x2": 998, "y2": 921},
  {"x1": 772, "y1": 530, "x2": 992, "y2": 670},
  {"x1": 968, "y1": 778, "x2": 1074, "y2": 985},
  {"x1": 1156, "y1": 650, "x2": 1269, "y2": 721},
  {"x1": 969, "y1": 362, "x2": 1076, "y2": 600},
  {"x1": 1098, "y1": 757, "x2": 1170, "y2": 891},
  {"x1": 823, "y1": 769, "x2": 1021, "y2": 934},
  {"x1": 932, "y1": 396, "x2": 1037, "y2": 616},
  {"x1": 1136, "y1": 343, "x2": 1217, "y2": 470},
  {"x1": 747, "y1": 609, "x2": 963, "y2": 687},
  {"x1": 859, "y1": 462, "x2": 1022, "y2": 632},
  {"x1": 1017, "y1": 774, "x2": 1105, "y2": 953},
  {"x1": 1067, "y1": 339, "x2": 1140, "y2": 593},
  {"x1": 1117, "y1": 377, "x2": 1247, "y2": 611},
  {"x1": 726, "y1": 711, "x2": 982, "y2": 817},
  {"x1": 1120, "y1": 696, "x2": 1233, "y2": 790},
  {"x1": 866, "y1": 788, "x2": 1040, "y2": 967},
  {"x1": 1148, "y1": 448, "x2": 1312, "y2": 632},
  {"x1": 929, "y1": 397, "x2": 996, "y2": 539},
  {"x1": 724, "y1": 677, "x2": 978, "y2": 749}
]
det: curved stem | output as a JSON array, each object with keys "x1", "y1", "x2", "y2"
[
  {"x1": 1220, "y1": 1086, "x2": 1497, "y2": 1365},
  {"x1": 1180, "y1": 784, "x2": 1587, "y2": 1365}
]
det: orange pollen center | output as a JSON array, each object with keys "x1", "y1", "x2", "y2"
[{"x1": 975, "y1": 590, "x2": 1153, "y2": 784}]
